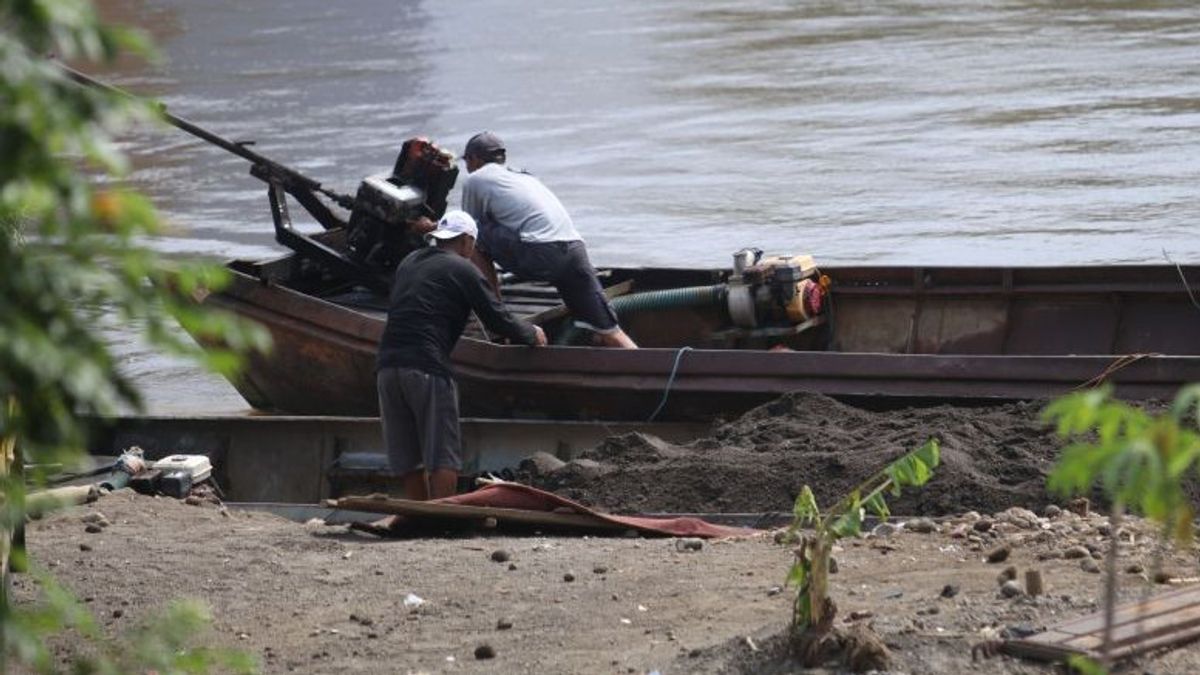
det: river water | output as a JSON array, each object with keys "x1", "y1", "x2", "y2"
[{"x1": 98, "y1": 0, "x2": 1200, "y2": 412}]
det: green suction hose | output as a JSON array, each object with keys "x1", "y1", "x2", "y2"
[{"x1": 555, "y1": 284, "x2": 727, "y2": 345}]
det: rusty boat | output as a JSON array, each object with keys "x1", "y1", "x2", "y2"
[{"x1": 212, "y1": 247, "x2": 1200, "y2": 421}]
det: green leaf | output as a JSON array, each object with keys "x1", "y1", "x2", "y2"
[
  {"x1": 793, "y1": 485, "x2": 819, "y2": 525},
  {"x1": 829, "y1": 504, "x2": 864, "y2": 539}
]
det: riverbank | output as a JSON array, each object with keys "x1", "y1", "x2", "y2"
[{"x1": 14, "y1": 487, "x2": 1200, "y2": 673}]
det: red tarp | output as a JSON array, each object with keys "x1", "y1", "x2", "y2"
[{"x1": 363, "y1": 482, "x2": 758, "y2": 538}]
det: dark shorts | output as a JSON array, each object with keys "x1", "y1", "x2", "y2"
[
  {"x1": 376, "y1": 367, "x2": 461, "y2": 473},
  {"x1": 515, "y1": 240, "x2": 620, "y2": 334}
]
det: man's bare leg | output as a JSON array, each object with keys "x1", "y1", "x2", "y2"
[
  {"x1": 402, "y1": 470, "x2": 429, "y2": 501},
  {"x1": 428, "y1": 469, "x2": 458, "y2": 500},
  {"x1": 598, "y1": 328, "x2": 638, "y2": 349}
]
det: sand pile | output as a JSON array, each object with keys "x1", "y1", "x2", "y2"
[{"x1": 527, "y1": 392, "x2": 1063, "y2": 515}]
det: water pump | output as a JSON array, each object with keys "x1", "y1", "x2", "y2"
[{"x1": 726, "y1": 248, "x2": 825, "y2": 328}]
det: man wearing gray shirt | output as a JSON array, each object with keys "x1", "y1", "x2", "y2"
[{"x1": 460, "y1": 131, "x2": 637, "y2": 349}]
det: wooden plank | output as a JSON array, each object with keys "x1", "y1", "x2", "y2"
[
  {"x1": 1063, "y1": 601, "x2": 1200, "y2": 650},
  {"x1": 1004, "y1": 585, "x2": 1200, "y2": 664},
  {"x1": 327, "y1": 495, "x2": 629, "y2": 532},
  {"x1": 1110, "y1": 624, "x2": 1200, "y2": 660},
  {"x1": 1050, "y1": 585, "x2": 1200, "y2": 636}
]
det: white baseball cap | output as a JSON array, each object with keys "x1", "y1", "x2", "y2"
[{"x1": 428, "y1": 210, "x2": 478, "y2": 240}]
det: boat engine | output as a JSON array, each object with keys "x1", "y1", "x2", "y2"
[
  {"x1": 346, "y1": 137, "x2": 459, "y2": 272},
  {"x1": 726, "y1": 248, "x2": 826, "y2": 328}
]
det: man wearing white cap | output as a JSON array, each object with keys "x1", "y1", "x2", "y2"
[{"x1": 377, "y1": 210, "x2": 547, "y2": 500}]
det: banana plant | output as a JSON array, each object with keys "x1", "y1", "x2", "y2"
[{"x1": 785, "y1": 438, "x2": 940, "y2": 654}]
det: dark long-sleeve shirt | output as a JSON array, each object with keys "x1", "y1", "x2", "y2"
[{"x1": 377, "y1": 246, "x2": 538, "y2": 378}]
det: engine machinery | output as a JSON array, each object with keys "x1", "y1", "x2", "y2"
[
  {"x1": 346, "y1": 137, "x2": 459, "y2": 272},
  {"x1": 725, "y1": 248, "x2": 826, "y2": 329}
]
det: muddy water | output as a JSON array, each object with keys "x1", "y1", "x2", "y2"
[{"x1": 95, "y1": 0, "x2": 1200, "y2": 412}]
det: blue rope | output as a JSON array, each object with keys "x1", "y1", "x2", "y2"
[{"x1": 648, "y1": 346, "x2": 693, "y2": 422}]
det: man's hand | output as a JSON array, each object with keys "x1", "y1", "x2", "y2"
[
  {"x1": 408, "y1": 216, "x2": 437, "y2": 234},
  {"x1": 532, "y1": 326, "x2": 548, "y2": 347}
]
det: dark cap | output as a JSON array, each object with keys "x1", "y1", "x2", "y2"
[{"x1": 463, "y1": 131, "x2": 505, "y2": 160}]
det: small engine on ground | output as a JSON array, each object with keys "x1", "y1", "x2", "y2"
[
  {"x1": 347, "y1": 137, "x2": 458, "y2": 272},
  {"x1": 726, "y1": 248, "x2": 826, "y2": 328}
]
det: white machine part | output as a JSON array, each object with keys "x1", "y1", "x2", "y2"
[
  {"x1": 151, "y1": 455, "x2": 212, "y2": 483},
  {"x1": 726, "y1": 251, "x2": 819, "y2": 328}
]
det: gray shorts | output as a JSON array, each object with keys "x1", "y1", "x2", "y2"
[{"x1": 377, "y1": 367, "x2": 462, "y2": 474}]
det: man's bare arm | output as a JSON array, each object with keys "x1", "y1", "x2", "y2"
[{"x1": 469, "y1": 248, "x2": 502, "y2": 298}]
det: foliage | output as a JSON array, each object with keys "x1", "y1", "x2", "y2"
[
  {"x1": 1044, "y1": 384, "x2": 1200, "y2": 543},
  {"x1": 1067, "y1": 653, "x2": 1108, "y2": 675},
  {"x1": 1, "y1": 0, "x2": 269, "y2": 671},
  {"x1": 1044, "y1": 384, "x2": 1200, "y2": 667},
  {"x1": 7, "y1": 572, "x2": 255, "y2": 674},
  {"x1": 785, "y1": 439, "x2": 940, "y2": 637}
]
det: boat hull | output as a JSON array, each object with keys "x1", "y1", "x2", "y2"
[{"x1": 202, "y1": 263, "x2": 1200, "y2": 420}]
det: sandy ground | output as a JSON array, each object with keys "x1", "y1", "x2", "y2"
[{"x1": 12, "y1": 490, "x2": 1200, "y2": 674}]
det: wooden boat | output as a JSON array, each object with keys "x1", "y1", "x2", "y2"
[{"x1": 202, "y1": 249, "x2": 1200, "y2": 421}]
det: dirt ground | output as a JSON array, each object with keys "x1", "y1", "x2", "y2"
[
  {"x1": 12, "y1": 394, "x2": 1200, "y2": 673},
  {"x1": 13, "y1": 490, "x2": 1200, "y2": 674}
]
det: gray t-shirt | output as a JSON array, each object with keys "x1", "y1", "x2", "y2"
[{"x1": 461, "y1": 163, "x2": 581, "y2": 244}]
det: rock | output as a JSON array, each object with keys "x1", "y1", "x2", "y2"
[
  {"x1": 79, "y1": 543, "x2": 92, "y2": 552},
  {"x1": 593, "y1": 565, "x2": 608, "y2": 574},
  {"x1": 1025, "y1": 569, "x2": 1045, "y2": 597},
  {"x1": 1002, "y1": 623, "x2": 1038, "y2": 639},
  {"x1": 184, "y1": 495, "x2": 202, "y2": 506},
  {"x1": 940, "y1": 584, "x2": 960, "y2": 599},
  {"x1": 843, "y1": 622, "x2": 893, "y2": 672},
  {"x1": 1154, "y1": 571, "x2": 1173, "y2": 585},
  {"x1": 507, "y1": 563, "x2": 517, "y2": 571},
  {"x1": 674, "y1": 538, "x2": 703, "y2": 552},
  {"x1": 948, "y1": 523, "x2": 969, "y2": 538},
  {"x1": 474, "y1": 644, "x2": 496, "y2": 660},
  {"x1": 848, "y1": 610, "x2": 875, "y2": 621},
  {"x1": 519, "y1": 451, "x2": 567, "y2": 476},
  {"x1": 1080, "y1": 558, "x2": 1101, "y2": 574},
  {"x1": 112, "y1": 609, "x2": 124, "y2": 618},
  {"x1": 961, "y1": 511, "x2": 982, "y2": 522},
  {"x1": 490, "y1": 549, "x2": 511, "y2": 563},
  {"x1": 1125, "y1": 562, "x2": 1145, "y2": 574},
  {"x1": 985, "y1": 545, "x2": 1011, "y2": 563},
  {"x1": 767, "y1": 586, "x2": 782, "y2": 596},
  {"x1": 1096, "y1": 523, "x2": 1112, "y2": 537},
  {"x1": 84, "y1": 524, "x2": 103, "y2": 534},
  {"x1": 973, "y1": 519, "x2": 994, "y2": 533},
  {"x1": 350, "y1": 614, "x2": 373, "y2": 626},
  {"x1": 1062, "y1": 545, "x2": 1090, "y2": 560},
  {"x1": 907, "y1": 517, "x2": 936, "y2": 534},
  {"x1": 496, "y1": 617, "x2": 514, "y2": 630},
  {"x1": 829, "y1": 557, "x2": 839, "y2": 574},
  {"x1": 997, "y1": 566, "x2": 1018, "y2": 584},
  {"x1": 1044, "y1": 505, "x2": 1062, "y2": 518},
  {"x1": 560, "y1": 458, "x2": 604, "y2": 480},
  {"x1": 80, "y1": 512, "x2": 109, "y2": 527},
  {"x1": 563, "y1": 572, "x2": 576, "y2": 582},
  {"x1": 871, "y1": 523, "x2": 899, "y2": 538},
  {"x1": 999, "y1": 507, "x2": 1040, "y2": 530},
  {"x1": 1000, "y1": 580, "x2": 1024, "y2": 598},
  {"x1": 1067, "y1": 497, "x2": 1089, "y2": 517}
]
